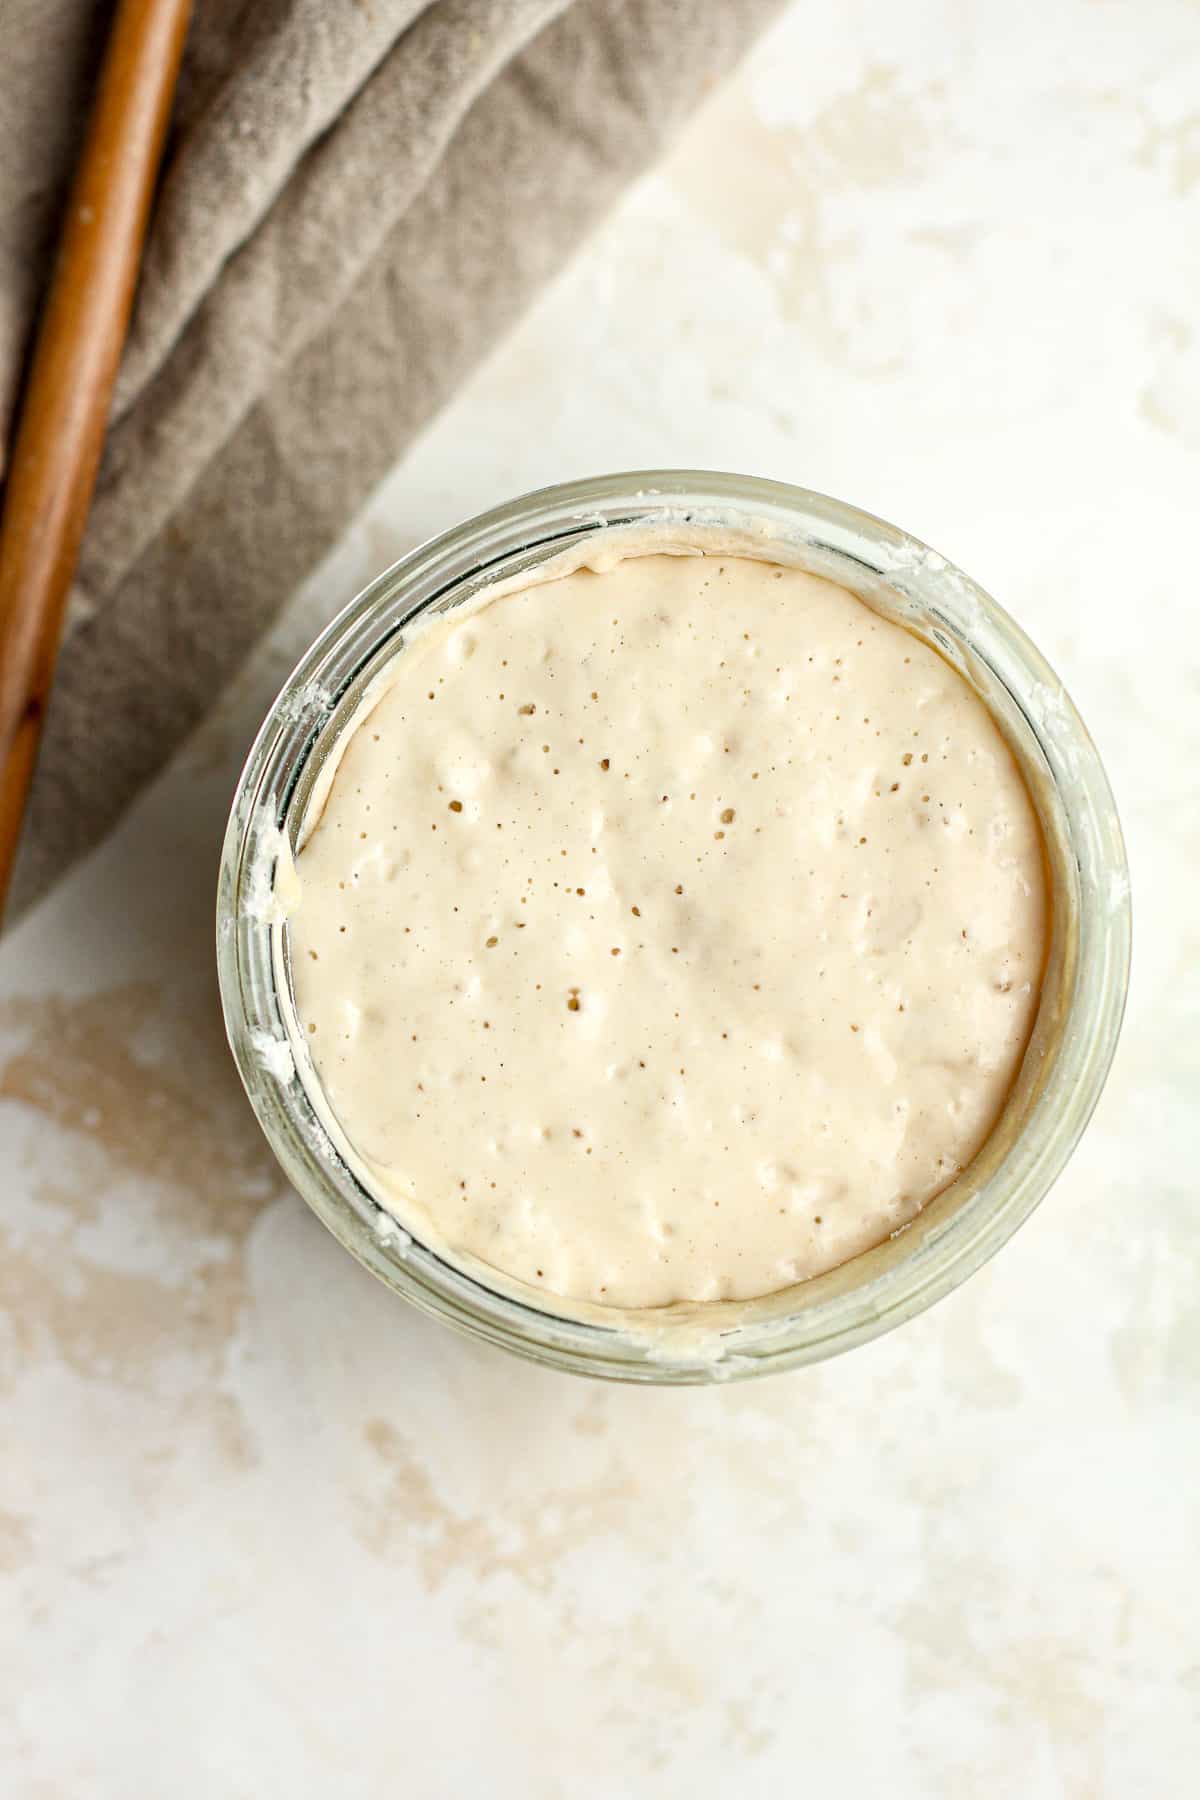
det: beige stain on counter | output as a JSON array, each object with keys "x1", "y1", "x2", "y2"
[
  {"x1": 358, "y1": 1417, "x2": 638, "y2": 1595},
  {"x1": 1139, "y1": 312, "x2": 1200, "y2": 447},
  {"x1": 668, "y1": 66, "x2": 947, "y2": 367},
  {"x1": 0, "y1": 1506, "x2": 33, "y2": 1572},
  {"x1": 0, "y1": 984, "x2": 276, "y2": 1232},
  {"x1": 898, "y1": 1585, "x2": 1111, "y2": 1793},
  {"x1": 1136, "y1": 106, "x2": 1200, "y2": 197},
  {"x1": 351, "y1": 1382, "x2": 803, "y2": 1768},
  {"x1": 0, "y1": 983, "x2": 280, "y2": 1466}
]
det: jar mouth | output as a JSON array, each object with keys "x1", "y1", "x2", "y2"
[{"x1": 217, "y1": 471, "x2": 1131, "y2": 1382}]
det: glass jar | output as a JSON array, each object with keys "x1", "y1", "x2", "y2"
[{"x1": 216, "y1": 472, "x2": 1130, "y2": 1383}]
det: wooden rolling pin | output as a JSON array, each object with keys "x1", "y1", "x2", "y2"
[{"x1": 0, "y1": 0, "x2": 192, "y2": 921}]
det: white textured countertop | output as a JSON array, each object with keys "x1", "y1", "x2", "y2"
[{"x1": 3, "y1": 3, "x2": 1197, "y2": 1793}]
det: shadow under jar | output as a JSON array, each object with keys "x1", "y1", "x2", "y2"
[{"x1": 217, "y1": 472, "x2": 1130, "y2": 1383}]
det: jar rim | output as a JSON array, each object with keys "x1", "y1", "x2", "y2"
[{"x1": 216, "y1": 470, "x2": 1131, "y2": 1382}]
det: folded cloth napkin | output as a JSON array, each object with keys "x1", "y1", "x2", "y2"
[{"x1": 0, "y1": 0, "x2": 781, "y2": 920}]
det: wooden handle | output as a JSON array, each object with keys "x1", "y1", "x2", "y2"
[{"x1": 0, "y1": 0, "x2": 191, "y2": 920}]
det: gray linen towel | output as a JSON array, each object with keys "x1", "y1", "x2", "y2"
[{"x1": 0, "y1": 0, "x2": 781, "y2": 919}]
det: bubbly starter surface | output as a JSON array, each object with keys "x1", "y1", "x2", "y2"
[{"x1": 288, "y1": 553, "x2": 1046, "y2": 1308}]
